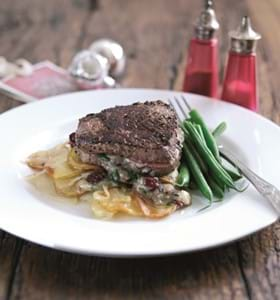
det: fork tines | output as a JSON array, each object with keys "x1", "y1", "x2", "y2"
[{"x1": 168, "y1": 95, "x2": 192, "y2": 121}]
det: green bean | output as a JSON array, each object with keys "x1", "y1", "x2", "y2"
[
  {"x1": 176, "y1": 164, "x2": 190, "y2": 187},
  {"x1": 189, "y1": 109, "x2": 220, "y2": 160},
  {"x1": 183, "y1": 142, "x2": 213, "y2": 201},
  {"x1": 212, "y1": 122, "x2": 227, "y2": 138},
  {"x1": 206, "y1": 176, "x2": 224, "y2": 199},
  {"x1": 184, "y1": 134, "x2": 208, "y2": 174},
  {"x1": 223, "y1": 166, "x2": 242, "y2": 181},
  {"x1": 194, "y1": 124, "x2": 207, "y2": 146},
  {"x1": 220, "y1": 157, "x2": 242, "y2": 181},
  {"x1": 182, "y1": 125, "x2": 208, "y2": 173},
  {"x1": 183, "y1": 122, "x2": 234, "y2": 188},
  {"x1": 209, "y1": 170, "x2": 226, "y2": 191}
]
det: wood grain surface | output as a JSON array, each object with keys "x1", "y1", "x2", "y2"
[{"x1": 0, "y1": 0, "x2": 279, "y2": 299}]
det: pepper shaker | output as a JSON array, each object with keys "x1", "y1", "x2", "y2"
[
  {"x1": 221, "y1": 16, "x2": 261, "y2": 111},
  {"x1": 182, "y1": 0, "x2": 220, "y2": 98}
]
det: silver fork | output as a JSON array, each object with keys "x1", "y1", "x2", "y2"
[{"x1": 168, "y1": 95, "x2": 280, "y2": 216}]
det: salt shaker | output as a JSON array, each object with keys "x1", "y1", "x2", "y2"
[
  {"x1": 221, "y1": 16, "x2": 261, "y2": 111},
  {"x1": 182, "y1": 0, "x2": 219, "y2": 98}
]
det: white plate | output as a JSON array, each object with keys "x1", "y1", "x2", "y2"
[{"x1": 0, "y1": 89, "x2": 279, "y2": 257}]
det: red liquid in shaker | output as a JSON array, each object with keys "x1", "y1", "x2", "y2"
[
  {"x1": 183, "y1": 38, "x2": 219, "y2": 98},
  {"x1": 184, "y1": 72, "x2": 214, "y2": 97},
  {"x1": 221, "y1": 52, "x2": 257, "y2": 111}
]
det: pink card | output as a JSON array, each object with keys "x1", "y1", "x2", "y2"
[{"x1": 1, "y1": 61, "x2": 80, "y2": 101}]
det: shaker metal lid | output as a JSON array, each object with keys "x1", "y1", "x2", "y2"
[
  {"x1": 195, "y1": 0, "x2": 219, "y2": 40},
  {"x1": 229, "y1": 16, "x2": 261, "y2": 54}
]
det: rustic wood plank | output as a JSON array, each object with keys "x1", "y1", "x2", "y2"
[
  {"x1": 0, "y1": 0, "x2": 95, "y2": 66},
  {"x1": 237, "y1": 224, "x2": 280, "y2": 300},
  {"x1": 0, "y1": 0, "x2": 279, "y2": 299},
  {"x1": 0, "y1": 233, "x2": 23, "y2": 299},
  {"x1": 75, "y1": 0, "x2": 199, "y2": 89},
  {"x1": 9, "y1": 243, "x2": 249, "y2": 300}
]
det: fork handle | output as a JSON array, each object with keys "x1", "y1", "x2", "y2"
[{"x1": 220, "y1": 148, "x2": 280, "y2": 216}]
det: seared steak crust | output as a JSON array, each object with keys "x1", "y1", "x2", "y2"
[{"x1": 74, "y1": 100, "x2": 183, "y2": 175}]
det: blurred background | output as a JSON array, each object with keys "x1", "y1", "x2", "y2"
[{"x1": 0, "y1": 0, "x2": 278, "y2": 118}]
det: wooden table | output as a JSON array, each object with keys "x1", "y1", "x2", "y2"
[{"x1": 0, "y1": 0, "x2": 279, "y2": 299}]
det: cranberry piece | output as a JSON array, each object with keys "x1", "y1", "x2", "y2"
[
  {"x1": 144, "y1": 177, "x2": 159, "y2": 191},
  {"x1": 86, "y1": 169, "x2": 107, "y2": 184},
  {"x1": 69, "y1": 132, "x2": 76, "y2": 147},
  {"x1": 174, "y1": 199, "x2": 185, "y2": 208}
]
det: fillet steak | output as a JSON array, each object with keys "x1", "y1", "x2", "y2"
[{"x1": 72, "y1": 100, "x2": 184, "y2": 176}]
